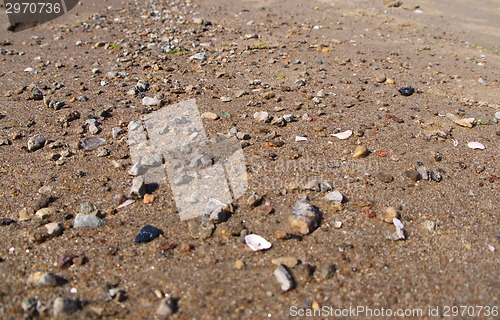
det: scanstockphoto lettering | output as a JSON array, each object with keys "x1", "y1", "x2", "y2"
[
  {"x1": 4, "y1": 0, "x2": 80, "y2": 32},
  {"x1": 290, "y1": 305, "x2": 424, "y2": 317}
]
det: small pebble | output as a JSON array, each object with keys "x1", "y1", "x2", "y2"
[
  {"x1": 274, "y1": 264, "x2": 294, "y2": 291},
  {"x1": 405, "y1": 169, "x2": 422, "y2": 182},
  {"x1": 271, "y1": 256, "x2": 299, "y2": 268},
  {"x1": 53, "y1": 297, "x2": 79, "y2": 317},
  {"x1": 28, "y1": 272, "x2": 59, "y2": 287},
  {"x1": 201, "y1": 112, "x2": 219, "y2": 120},
  {"x1": 45, "y1": 222, "x2": 64, "y2": 237},
  {"x1": 380, "y1": 207, "x2": 400, "y2": 223},
  {"x1": 324, "y1": 191, "x2": 343, "y2": 203},
  {"x1": 289, "y1": 200, "x2": 322, "y2": 235},
  {"x1": 353, "y1": 145, "x2": 369, "y2": 158},
  {"x1": 73, "y1": 213, "x2": 105, "y2": 228},
  {"x1": 134, "y1": 225, "x2": 162, "y2": 243},
  {"x1": 234, "y1": 260, "x2": 245, "y2": 269},
  {"x1": 27, "y1": 134, "x2": 46, "y2": 152},
  {"x1": 376, "y1": 173, "x2": 394, "y2": 183},
  {"x1": 156, "y1": 297, "x2": 177, "y2": 318},
  {"x1": 35, "y1": 207, "x2": 57, "y2": 220}
]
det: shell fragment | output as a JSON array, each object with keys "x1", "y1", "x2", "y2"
[
  {"x1": 331, "y1": 130, "x2": 352, "y2": 140},
  {"x1": 467, "y1": 142, "x2": 485, "y2": 150},
  {"x1": 244, "y1": 234, "x2": 272, "y2": 251}
]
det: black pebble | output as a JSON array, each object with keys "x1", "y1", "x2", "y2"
[
  {"x1": 398, "y1": 86, "x2": 415, "y2": 96},
  {"x1": 134, "y1": 225, "x2": 162, "y2": 243}
]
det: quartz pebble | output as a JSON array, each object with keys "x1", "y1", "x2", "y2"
[
  {"x1": 201, "y1": 112, "x2": 219, "y2": 120},
  {"x1": 289, "y1": 200, "x2": 322, "y2": 235},
  {"x1": 324, "y1": 191, "x2": 343, "y2": 203},
  {"x1": 380, "y1": 207, "x2": 400, "y2": 223},
  {"x1": 35, "y1": 207, "x2": 57, "y2": 220},
  {"x1": 73, "y1": 213, "x2": 105, "y2": 228},
  {"x1": 274, "y1": 264, "x2": 294, "y2": 291}
]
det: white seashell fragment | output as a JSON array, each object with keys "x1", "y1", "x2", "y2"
[
  {"x1": 393, "y1": 218, "x2": 404, "y2": 230},
  {"x1": 117, "y1": 199, "x2": 135, "y2": 209},
  {"x1": 244, "y1": 234, "x2": 272, "y2": 251},
  {"x1": 24, "y1": 67, "x2": 35, "y2": 72},
  {"x1": 331, "y1": 130, "x2": 352, "y2": 140},
  {"x1": 467, "y1": 142, "x2": 485, "y2": 150},
  {"x1": 295, "y1": 136, "x2": 307, "y2": 142},
  {"x1": 393, "y1": 218, "x2": 405, "y2": 240}
]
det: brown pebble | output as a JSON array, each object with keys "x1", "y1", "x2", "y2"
[
  {"x1": 405, "y1": 169, "x2": 422, "y2": 182},
  {"x1": 380, "y1": 207, "x2": 400, "y2": 223},
  {"x1": 180, "y1": 243, "x2": 192, "y2": 252},
  {"x1": 57, "y1": 254, "x2": 78, "y2": 269},
  {"x1": 376, "y1": 173, "x2": 394, "y2": 183},
  {"x1": 353, "y1": 145, "x2": 369, "y2": 158},
  {"x1": 143, "y1": 194, "x2": 155, "y2": 204},
  {"x1": 373, "y1": 72, "x2": 386, "y2": 83},
  {"x1": 274, "y1": 230, "x2": 290, "y2": 240},
  {"x1": 234, "y1": 260, "x2": 245, "y2": 269}
]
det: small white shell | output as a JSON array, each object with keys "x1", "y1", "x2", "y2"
[
  {"x1": 295, "y1": 136, "x2": 307, "y2": 142},
  {"x1": 467, "y1": 142, "x2": 485, "y2": 149},
  {"x1": 331, "y1": 130, "x2": 352, "y2": 140},
  {"x1": 24, "y1": 67, "x2": 35, "y2": 72},
  {"x1": 244, "y1": 234, "x2": 272, "y2": 251},
  {"x1": 393, "y1": 218, "x2": 404, "y2": 230}
]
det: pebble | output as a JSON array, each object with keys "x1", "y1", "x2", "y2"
[
  {"x1": 129, "y1": 176, "x2": 146, "y2": 197},
  {"x1": 417, "y1": 166, "x2": 429, "y2": 180},
  {"x1": 156, "y1": 297, "x2": 177, "y2": 318},
  {"x1": 495, "y1": 111, "x2": 500, "y2": 120},
  {"x1": 188, "y1": 218, "x2": 214, "y2": 239},
  {"x1": 35, "y1": 207, "x2": 57, "y2": 219},
  {"x1": 28, "y1": 272, "x2": 59, "y2": 286},
  {"x1": 236, "y1": 132, "x2": 251, "y2": 140},
  {"x1": 315, "y1": 264, "x2": 336, "y2": 281},
  {"x1": 405, "y1": 169, "x2": 422, "y2": 182},
  {"x1": 234, "y1": 260, "x2": 245, "y2": 269},
  {"x1": 143, "y1": 193, "x2": 155, "y2": 204},
  {"x1": 373, "y1": 72, "x2": 386, "y2": 83},
  {"x1": 73, "y1": 213, "x2": 105, "y2": 228},
  {"x1": 324, "y1": 191, "x2": 343, "y2": 203},
  {"x1": 134, "y1": 225, "x2": 162, "y2": 243},
  {"x1": 380, "y1": 207, "x2": 400, "y2": 223},
  {"x1": 289, "y1": 200, "x2": 322, "y2": 235},
  {"x1": 274, "y1": 264, "x2": 294, "y2": 291},
  {"x1": 398, "y1": 86, "x2": 415, "y2": 96},
  {"x1": 53, "y1": 297, "x2": 79, "y2": 317},
  {"x1": 19, "y1": 207, "x2": 35, "y2": 221},
  {"x1": 27, "y1": 134, "x2": 46, "y2": 151},
  {"x1": 189, "y1": 52, "x2": 207, "y2": 61},
  {"x1": 96, "y1": 146, "x2": 110, "y2": 157},
  {"x1": 303, "y1": 179, "x2": 320, "y2": 191},
  {"x1": 429, "y1": 170, "x2": 442, "y2": 182},
  {"x1": 271, "y1": 256, "x2": 299, "y2": 268},
  {"x1": 34, "y1": 194, "x2": 51, "y2": 210},
  {"x1": 352, "y1": 145, "x2": 369, "y2": 158},
  {"x1": 80, "y1": 136, "x2": 105, "y2": 151},
  {"x1": 246, "y1": 193, "x2": 262, "y2": 207},
  {"x1": 201, "y1": 112, "x2": 219, "y2": 120},
  {"x1": 423, "y1": 220, "x2": 436, "y2": 231},
  {"x1": 253, "y1": 111, "x2": 270, "y2": 122},
  {"x1": 45, "y1": 222, "x2": 64, "y2": 237},
  {"x1": 128, "y1": 162, "x2": 145, "y2": 176},
  {"x1": 142, "y1": 96, "x2": 159, "y2": 106},
  {"x1": 376, "y1": 173, "x2": 394, "y2": 183}
]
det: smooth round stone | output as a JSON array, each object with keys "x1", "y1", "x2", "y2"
[
  {"x1": 134, "y1": 225, "x2": 162, "y2": 243},
  {"x1": 28, "y1": 134, "x2": 46, "y2": 152}
]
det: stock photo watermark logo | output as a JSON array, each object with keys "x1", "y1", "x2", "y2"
[
  {"x1": 128, "y1": 99, "x2": 248, "y2": 221},
  {"x1": 4, "y1": 0, "x2": 79, "y2": 32}
]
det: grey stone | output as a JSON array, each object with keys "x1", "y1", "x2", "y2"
[
  {"x1": 28, "y1": 134, "x2": 46, "y2": 151},
  {"x1": 129, "y1": 176, "x2": 146, "y2": 197},
  {"x1": 324, "y1": 191, "x2": 343, "y2": 203},
  {"x1": 188, "y1": 218, "x2": 215, "y2": 239},
  {"x1": 189, "y1": 52, "x2": 207, "y2": 61},
  {"x1": 27, "y1": 272, "x2": 59, "y2": 286},
  {"x1": 142, "y1": 96, "x2": 159, "y2": 106},
  {"x1": 74, "y1": 213, "x2": 105, "y2": 228},
  {"x1": 156, "y1": 297, "x2": 177, "y2": 318},
  {"x1": 53, "y1": 297, "x2": 78, "y2": 317},
  {"x1": 112, "y1": 127, "x2": 123, "y2": 139}
]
